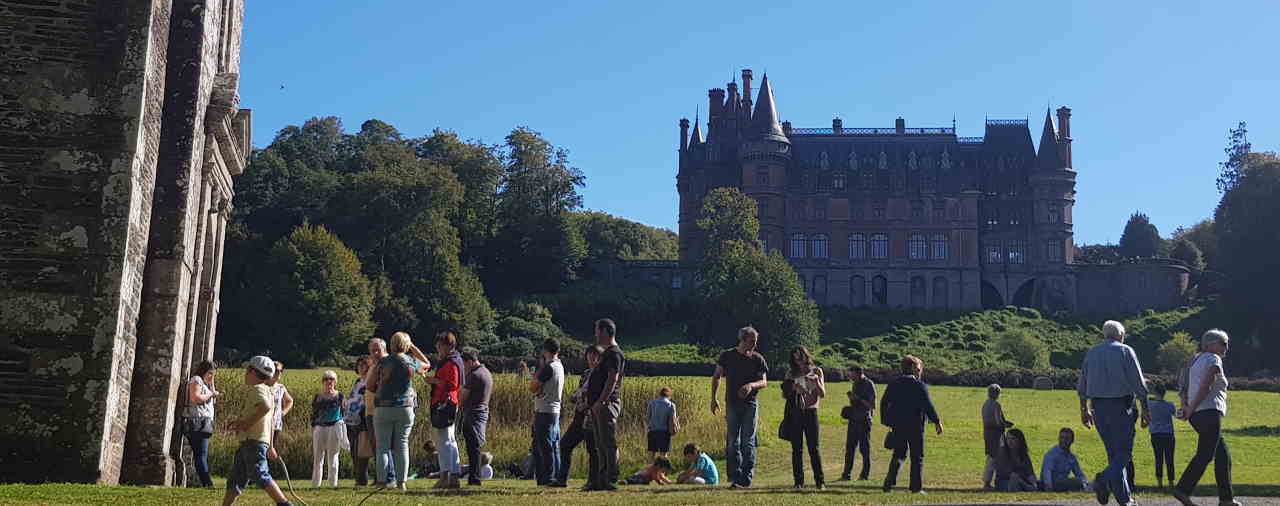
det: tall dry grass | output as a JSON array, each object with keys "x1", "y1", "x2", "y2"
[{"x1": 206, "y1": 368, "x2": 723, "y2": 480}]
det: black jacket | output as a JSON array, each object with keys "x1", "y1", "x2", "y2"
[{"x1": 879, "y1": 374, "x2": 941, "y2": 430}]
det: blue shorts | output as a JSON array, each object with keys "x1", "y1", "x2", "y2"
[{"x1": 226, "y1": 440, "x2": 274, "y2": 494}]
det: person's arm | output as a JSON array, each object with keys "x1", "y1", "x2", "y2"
[
  {"x1": 459, "y1": 382, "x2": 472, "y2": 405},
  {"x1": 921, "y1": 383, "x2": 942, "y2": 432},
  {"x1": 407, "y1": 346, "x2": 432, "y2": 374},
  {"x1": 710, "y1": 364, "x2": 724, "y2": 414},
  {"x1": 814, "y1": 368, "x2": 826, "y2": 398},
  {"x1": 1185, "y1": 362, "x2": 1221, "y2": 418},
  {"x1": 187, "y1": 379, "x2": 213, "y2": 405},
  {"x1": 365, "y1": 360, "x2": 381, "y2": 393},
  {"x1": 529, "y1": 364, "x2": 544, "y2": 394},
  {"x1": 596, "y1": 370, "x2": 620, "y2": 406},
  {"x1": 281, "y1": 387, "x2": 294, "y2": 416},
  {"x1": 656, "y1": 472, "x2": 672, "y2": 485},
  {"x1": 1078, "y1": 354, "x2": 1093, "y2": 428},
  {"x1": 862, "y1": 382, "x2": 877, "y2": 411},
  {"x1": 879, "y1": 383, "x2": 893, "y2": 427},
  {"x1": 1070, "y1": 453, "x2": 1085, "y2": 482},
  {"x1": 1124, "y1": 347, "x2": 1150, "y2": 414},
  {"x1": 1040, "y1": 452, "x2": 1055, "y2": 490}
]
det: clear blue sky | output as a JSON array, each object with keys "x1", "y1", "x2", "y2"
[{"x1": 239, "y1": 1, "x2": 1278, "y2": 245}]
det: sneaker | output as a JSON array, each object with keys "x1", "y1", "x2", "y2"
[
  {"x1": 882, "y1": 484, "x2": 892, "y2": 493},
  {"x1": 857, "y1": 475, "x2": 869, "y2": 481},
  {"x1": 580, "y1": 484, "x2": 598, "y2": 492},
  {"x1": 794, "y1": 484, "x2": 804, "y2": 489},
  {"x1": 815, "y1": 483, "x2": 826, "y2": 490},
  {"x1": 1170, "y1": 489, "x2": 1199, "y2": 506},
  {"x1": 1095, "y1": 473, "x2": 1111, "y2": 505},
  {"x1": 914, "y1": 490, "x2": 928, "y2": 495},
  {"x1": 599, "y1": 483, "x2": 619, "y2": 492},
  {"x1": 836, "y1": 476, "x2": 851, "y2": 482},
  {"x1": 468, "y1": 479, "x2": 482, "y2": 487},
  {"x1": 546, "y1": 481, "x2": 567, "y2": 488}
]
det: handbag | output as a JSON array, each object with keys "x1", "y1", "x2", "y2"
[
  {"x1": 430, "y1": 401, "x2": 457, "y2": 429},
  {"x1": 841, "y1": 406, "x2": 855, "y2": 420},
  {"x1": 182, "y1": 416, "x2": 213, "y2": 436},
  {"x1": 883, "y1": 429, "x2": 902, "y2": 450}
]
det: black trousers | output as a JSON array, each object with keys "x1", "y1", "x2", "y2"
[
  {"x1": 789, "y1": 408, "x2": 824, "y2": 486},
  {"x1": 1152, "y1": 433, "x2": 1176, "y2": 483},
  {"x1": 883, "y1": 426, "x2": 925, "y2": 492},
  {"x1": 1176, "y1": 410, "x2": 1233, "y2": 502},
  {"x1": 556, "y1": 413, "x2": 596, "y2": 484},
  {"x1": 842, "y1": 419, "x2": 872, "y2": 479}
]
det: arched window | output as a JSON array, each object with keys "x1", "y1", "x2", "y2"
[
  {"x1": 931, "y1": 233, "x2": 948, "y2": 260},
  {"x1": 850, "y1": 275, "x2": 866, "y2": 307},
  {"x1": 871, "y1": 233, "x2": 889, "y2": 260},
  {"x1": 849, "y1": 233, "x2": 866, "y2": 260},
  {"x1": 872, "y1": 275, "x2": 888, "y2": 306},
  {"x1": 909, "y1": 233, "x2": 928, "y2": 260},
  {"x1": 813, "y1": 276, "x2": 828, "y2": 304},
  {"x1": 910, "y1": 276, "x2": 926, "y2": 307},
  {"x1": 932, "y1": 276, "x2": 949, "y2": 308},
  {"x1": 812, "y1": 234, "x2": 829, "y2": 259},
  {"x1": 790, "y1": 233, "x2": 806, "y2": 258}
]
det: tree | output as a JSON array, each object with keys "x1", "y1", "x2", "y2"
[
  {"x1": 1156, "y1": 331, "x2": 1198, "y2": 375},
  {"x1": 1217, "y1": 122, "x2": 1251, "y2": 194},
  {"x1": 1075, "y1": 243, "x2": 1120, "y2": 264},
  {"x1": 416, "y1": 130, "x2": 504, "y2": 267},
  {"x1": 994, "y1": 329, "x2": 1049, "y2": 369},
  {"x1": 574, "y1": 211, "x2": 678, "y2": 278},
  {"x1": 1214, "y1": 151, "x2": 1280, "y2": 372},
  {"x1": 1169, "y1": 239, "x2": 1205, "y2": 271},
  {"x1": 261, "y1": 224, "x2": 375, "y2": 365},
  {"x1": 1118, "y1": 212, "x2": 1162, "y2": 259},
  {"x1": 692, "y1": 188, "x2": 819, "y2": 363},
  {"x1": 1171, "y1": 219, "x2": 1218, "y2": 270},
  {"x1": 386, "y1": 211, "x2": 496, "y2": 342}
]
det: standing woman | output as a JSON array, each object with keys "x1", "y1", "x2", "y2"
[
  {"x1": 311, "y1": 370, "x2": 349, "y2": 487},
  {"x1": 1172, "y1": 329, "x2": 1237, "y2": 506},
  {"x1": 781, "y1": 346, "x2": 826, "y2": 489},
  {"x1": 422, "y1": 331, "x2": 465, "y2": 489},
  {"x1": 183, "y1": 360, "x2": 219, "y2": 488},
  {"x1": 267, "y1": 361, "x2": 294, "y2": 461},
  {"x1": 345, "y1": 357, "x2": 371, "y2": 487},
  {"x1": 366, "y1": 331, "x2": 432, "y2": 491}
]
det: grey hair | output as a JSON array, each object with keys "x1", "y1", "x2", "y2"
[
  {"x1": 1102, "y1": 320, "x2": 1126, "y2": 340},
  {"x1": 369, "y1": 337, "x2": 386, "y2": 347},
  {"x1": 1202, "y1": 329, "x2": 1229, "y2": 349},
  {"x1": 987, "y1": 384, "x2": 1002, "y2": 398},
  {"x1": 738, "y1": 326, "x2": 759, "y2": 340}
]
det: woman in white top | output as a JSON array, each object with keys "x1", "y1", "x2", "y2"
[
  {"x1": 183, "y1": 360, "x2": 219, "y2": 487},
  {"x1": 1171, "y1": 329, "x2": 1237, "y2": 506}
]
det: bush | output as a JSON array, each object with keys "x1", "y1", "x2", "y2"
[
  {"x1": 496, "y1": 315, "x2": 552, "y2": 342},
  {"x1": 1156, "y1": 331, "x2": 1198, "y2": 375},
  {"x1": 485, "y1": 336, "x2": 536, "y2": 359},
  {"x1": 994, "y1": 329, "x2": 1050, "y2": 369}
]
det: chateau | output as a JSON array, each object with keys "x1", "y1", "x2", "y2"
[{"x1": 628, "y1": 70, "x2": 1188, "y2": 312}]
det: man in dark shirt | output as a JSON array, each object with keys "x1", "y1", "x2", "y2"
[
  {"x1": 880, "y1": 355, "x2": 943, "y2": 494},
  {"x1": 553, "y1": 346, "x2": 602, "y2": 488},
  {"x1": 711, "y1": 326, "x2": 769, "y2": 488},
  {"x1": 585, "y1": 318, "x2": 625, "y2": 491},
  {"x1": 459, "y1": 347, "x2": 492, "y2": 486},
  {"x1": 841, "y1": 365, "x2": 877, "y2": 481}
]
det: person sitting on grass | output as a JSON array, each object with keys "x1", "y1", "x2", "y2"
[
  {"x1": 1040, "y1": 427, "x2": 1090, "y2": 492},
  {"x1": 677, "y1": 444, "x2": 719, "y2": 485},
  {"x1": 458, "y1": 452, "x2": 495, "y2": 481},
  {"x1": 995, "y1": 428, "x2": 1039, "y2": 492},
  {"x1": 624, "y1": 457, "x2": 674, "y2": 485},
  {"x1": 222, "y1": 356, "x2": 292, "y2": 506},
  {"x1": 419, "y1": 439, "x2": 440, "y2": 479}
]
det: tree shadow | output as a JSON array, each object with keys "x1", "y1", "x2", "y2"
[{"x1": 1224, "y1": 425, "x2": 1279, "y2": 437}]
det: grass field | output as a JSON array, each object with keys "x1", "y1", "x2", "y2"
[{"x1": 3, "y1": 369, "x2": 1277, "y2": 505}]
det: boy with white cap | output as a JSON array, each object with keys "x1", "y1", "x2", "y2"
[{"x1": 223, "y1": 356, "x2": 293, "y2": 506}]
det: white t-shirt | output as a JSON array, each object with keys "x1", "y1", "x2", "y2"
[
  {"x1": 1188, "y1": 353, "x2": 1228, "y2": 416},
  {"x1": 533, "y1": 359, "x2": 564, "y2": 414}
]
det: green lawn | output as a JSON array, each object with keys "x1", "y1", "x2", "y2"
[{"x1": 3, "y1": 379, "x2": 1277, "y2": 505}]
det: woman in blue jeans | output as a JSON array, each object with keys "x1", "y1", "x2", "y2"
[
  {"x1": 366, "y1": 331, "x2": 432, "y2": 491},
  {"x1": 183, "y1": 360, "x2": 219, "y2": 487}
]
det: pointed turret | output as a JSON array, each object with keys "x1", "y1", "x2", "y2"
[
  {"x1": 751, "y1": 73, "x2": 788, "y2": 143},
  {"x1": 689, "y1": 113, "x2": 703, "y2": 147},
  {"x1": 1036, "y1": 108, "x2": 1062, "y2": 170}
]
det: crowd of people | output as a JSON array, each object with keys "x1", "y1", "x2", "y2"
[{"x1": 188, "y1": 318, "x2": 1239, "y2": 506}]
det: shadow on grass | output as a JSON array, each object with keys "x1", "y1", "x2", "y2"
[{"x1": 1224, "y1": 425, "x2": 1280, "y2": 437}]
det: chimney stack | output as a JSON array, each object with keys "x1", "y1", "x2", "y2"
[
  {"x1": 895, "y1": 117, "x2": 905, "y2": 135},
  {"x1": 1056, "y1": 106, "x2": 1073, "y2": 167},
  {"x1": 708, "y1": 88, "x2": 725, "y2": 140},
  {"x1": 741, "y1": 69, "x2": 754, "y2": 120},
  {"x1": 679, "y1": 118, "x2": 690, "y2": 152},
  {"x1": 782, "y1": 121, "x2": 792, "y2": 137},
  {"x1": 833, "y1": 118, "x2": 843, "y2": 135}
]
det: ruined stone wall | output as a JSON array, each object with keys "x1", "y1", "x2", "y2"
[{"x1": 0, "y1": 0, "x2": 173, "y2": 484}]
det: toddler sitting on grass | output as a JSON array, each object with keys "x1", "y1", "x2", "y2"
[{"x1": 624, "y1": 457, "x2": 674, "y2": 485}]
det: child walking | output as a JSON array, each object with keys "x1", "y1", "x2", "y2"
[
  {"x1": 646, "y1": 387, "x2": 679, "y2": 460},
  {"x1": 1149, "y1": 383, "x2": 1178, "y2": 488},
  {"x1": 311, "y1": 370, "x2": 349, "y2": 487}
]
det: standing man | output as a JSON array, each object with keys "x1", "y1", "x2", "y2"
[
  {"x1": 880, "y1": 355, "x2": 943, "y2": 494},
  {"x1": 585, "y1": 318, "x2": 625, "y2": 491},
  {"x1": 222, "y1": 357, "x2": 292, "y2": 506},
  {"x1": 711, "y1": 326, "x2": 769, "y2": 489},
  {"x1": 553, "y1": 345, "x2": 602, "y2": 488},
  {"x1": 840, "y1": 364, "x2": 876, "y2": 482},
  {"x1": 362, "y1": 338, "x2": 395, "y2": 486},
  {"x1": 1078, "y1": 320, "x2": 1149, "y2": 506},
  {"x1": 529, "y1": 337, "x2": 565, "y2": 486},
  {"x1": 459, "y1": 347, "x2": 493, "y2": 487}
]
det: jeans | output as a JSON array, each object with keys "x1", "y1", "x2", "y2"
[
  {"x1": 375, "y1": 406, "x2": 415, "y2": 485},
  {"x1": 1152, "y1": 433, "x2": 1176, "y2": 483},
  {"x1": 590, "y1": 400, "x2": 622, "y2": 487},
  {"x1": 843, "y1": 419, "x2": 871, "y2": 480},
  {"x1": 1092, "y1": 397, "x2": 1136, "y2": 505},
  {"x1": 725, "y1": 400, "x2": 759, "y2": 486},
  {"x1": 790, "y1": 408, "x2": 824, "y2": 486},
  {"x1": 461, "y1": 410, "x2": 488, "y2": 484},
  {"x1": 883, "y1": 426, "x2": 925, "y2": 492},
  {"x1": 532, "y1": 412, "x2": 562, "y2": 485},
  {"x1": 999, "y1": 476, "x2": 1037, "y2": 491},
  {"x1": 433, "y1": 424, "x2": 461, "y2": 475},
  {"x1": 365, "y1": 414, "x2": 394, "y2": 483},
  {"x1": 556, "y1": 413, "x2": 596, "y2": 485},
  {"x1": 185, "y1": 431, "x2": 213, "y2": 487},
  {"x1": 1176, "y1": 410, "x2": 1233, "y2": 502},
  {"x1": 226, "y1": 441, "x2": 274, "y2": 495}
]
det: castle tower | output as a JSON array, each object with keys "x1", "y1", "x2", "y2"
[
  {"x1": 677, "y1": 112, "x2": 707, "y2": 263},
  {"x1": 1030, "y1": 108, "x2": 1078, "y2": 271},
  {"x1": 739, "y1": 73, "x2": 791, "y2": 254}
]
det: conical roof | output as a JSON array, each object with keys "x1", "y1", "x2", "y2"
[
  {"x1": 751, "y1": 73, "x2": 788, "y2": 142},
  {"x1": 689, "y1": 115, "x2": 704, "y2": 146},
  {"x1": 1036, "y1": 108, "x2": 1062, "y2": 169}
]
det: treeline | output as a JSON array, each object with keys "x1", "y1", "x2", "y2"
[{"x1": 217, "y1": 117, "x2": 676, "y2": 365}]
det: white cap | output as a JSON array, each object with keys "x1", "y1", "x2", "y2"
[{"x1": 247, "y1": 356, "x2": 275, "y2": 378}]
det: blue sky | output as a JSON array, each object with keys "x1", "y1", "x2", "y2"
[{"x1": 239, "y1": 1, "x2": 1278, "y2": 245}]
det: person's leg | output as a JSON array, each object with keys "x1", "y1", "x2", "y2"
[
  {"x1": 533, "y1": 413, "x2": 551, "y2": 484},
  {"x1": 725, "y1": 404, "x2": 742, "y2": 485},
  {"x1": 392, "y1": 407, "x2": 414, "y2": 486},
  {"x1": 883, "y1": 437, "x2": 907, "y2": 491},
  {"x1": 1166, "y1": 435, "x2": 1178, "y2": 485},
  {"x1": 1176, "y1": 410, "x2": 1221, "y2": 497},
  {"x1": 548, "y1": 415, "x2": 561, "y2": 485},
  {"x1": 1095, "y1": 399, "x2": 1135, "y2": 504},
  {"x1": 584, "y1": 421, "x2": 599, "y2": 488},
  {"x1": 188, "y1": 432, "x2": 213, "y2": 487},
  {"x1": 557, "y1": 419, "x2": 582, "y2": 485},
  {"x1": 1054, "y1": 477, "x2": 1084, "y2": 492},
  {"x1": 374, "y1": 409, "x2": 394, "y2": 486},
  {"x1": 224, "y1": 442, "x2": 250, "y2": 505},
  {"x1": 804, "y1": 410, "x2": 824, "y2": 486},
  {"x1": 841, "y1": 422, "x2": 855, "y2": 480},
  {"x1": 858, "y1": 422, "x2": 872, "y2": 480},
  {"x1": 740, "y1": 400, "x2": 759, "y2": 486},
  {"x1": 1213, "y1": 429, "x2": 1233, "y2": 503},
  {"x1": 326, "y1": 427, "x2": 341, "y2": 487},
  {"x1": 1127, "y1": 459, "x2": 1135, "y2": 492},
  {"x1": 312, "y1": 426, "x2": 325, "y2": 487},
  {"x1": 907, "y1": 428, "x2": 925, "y2": 492},
  {"x1": 462, "y1": 423, "x2": 482, "y2": 484},
  {"x1": 983, "y1": 456, "x2": 995, "y2": 488},
  {"x1": 1153, "y1": 435, "x2": 1164, "y2": 485},
  {"x1": 443, "y1": 423, "x2": 460, "y2": 482},
  {"x1": 790, "y1": 436, "x2": 805, "y2": 486},
  {"x1": 601, "y1": 401, "x2": 621, "y2": 486}
]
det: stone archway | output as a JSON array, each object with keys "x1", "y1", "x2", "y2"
[
  {"x1": 981, "y1": 280, "x2": 1004, "y2": 309},
  {"x1": 1012, "y1": 278, "x2": 1038, "y2": 308}
]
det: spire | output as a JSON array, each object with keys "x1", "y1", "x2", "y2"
[
  {"x1": 689, "y1": 112, "x2": 704, "y2": 146},
  {"x1": 1036, "y1": 108, "x2": 1062, "y2": 169},
  {"x1": 751, "y1": 73, "x2": 787, "y2": 142}
]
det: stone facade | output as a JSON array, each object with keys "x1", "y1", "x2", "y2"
[
  {"x1": 652, "y1": 70, "x2": 1188, "y2": 312},
  {"x1": 0, "y1": 0, "x2": 249, "y2": 485}
]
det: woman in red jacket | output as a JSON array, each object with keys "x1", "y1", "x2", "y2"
[{"x1": 422, "y1": 331, "x2": 464, "y2": 489}]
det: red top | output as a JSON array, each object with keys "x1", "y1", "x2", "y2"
[{"x1": 431, "y1": 359, "x2": 460, "y2": 406}]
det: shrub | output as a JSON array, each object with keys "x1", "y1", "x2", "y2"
[
  {"x1": 994, "y1": 329, "x2": 1050, "y2": 369},
  {"x1": 485, "y1": 336, "x2": 536, "y2": 359},
  {"x1": 1156, "y1": 331, "x2": 1198, "y2": 375},
  {"x1": 496, "y1": 315, "x2": 551, "y2": 342}
]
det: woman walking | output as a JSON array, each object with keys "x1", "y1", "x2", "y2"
[
  {"x1": 1172, "y1": 329, "x2": 1238, "y2": 506},
  {"x1": 345, "y1": 357, "x2": 371, "y2": 487},
  {"x1": 183, "y1": 360, "x2": 219, "y2": 488},
  {"x1": 781, "y1": 346, "x2": 826, "y2": 489},
  {"x1": 422, "y1": 331, "x2": 464, "y2": 489},
  {"x1": 310, "y1": 370, "x2": 349, "y2": 487},
  {"x1": 367, "y1": 332, "x2": 432, "y2": 491}
]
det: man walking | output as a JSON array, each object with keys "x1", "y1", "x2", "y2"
[
  {"x1": 880, "y1": 355, "x2": 943, "y2": 494},
  {"x1": 459, "y1": 347, "x2": 492, "y2": 486},
  {"x1": 529, "y1": 337, "x2": 565, "y2": 486},
  {"x1": 711, "y1": 326, "x2": 769, "y2": 489},
  {"x1": 1078, "y1": 320, "x2": 1150, "y2": 506},
  {"x1": 585, "y1": 319, "x2": 625, "y2": 491},
  {"x1": 840, "y1": 364, "x2": 876, "y2": 481}
]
